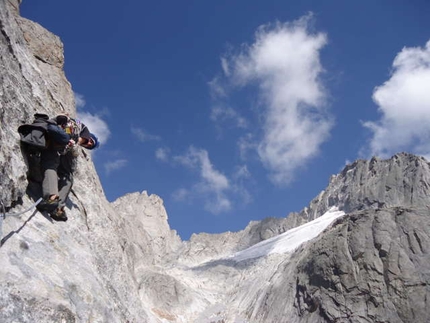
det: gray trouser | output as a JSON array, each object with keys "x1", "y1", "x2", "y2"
[
  {"x1": 40, "y1": 150, "x2": 60, "y2": 198},
  {"x1": 40, "y1": 149, "x2": 75, "y2": 209},
  {"x1": 57, "y1": 172, "x2": 73, "y2": 209}
]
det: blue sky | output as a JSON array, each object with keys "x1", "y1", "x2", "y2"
[{"x1": 21, "y1": 0, "x2": 430, "y2": 240}]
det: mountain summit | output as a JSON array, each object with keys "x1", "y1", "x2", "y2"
[{"x1": 1, "y1": 1, "x2": 429, "y2": 322}]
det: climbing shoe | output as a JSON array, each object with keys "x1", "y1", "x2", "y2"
[
  {"x1": 49, "y1": 208, "x2": 67, "y2": 222},
  {"x1": 36, "y1": 196, "x2": 59, "y2": 213}
]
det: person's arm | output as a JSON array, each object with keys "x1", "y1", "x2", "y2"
[{"x1": 47, "y1": 124, "x2": 71, "y2": 145}]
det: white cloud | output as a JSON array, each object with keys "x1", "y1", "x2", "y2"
[
  {"x1": 205, "y1": 194, "x2": 231, "y2": 214},
  {"x1": 175, "y1": 147, "x2": 229, "y2": 191},
  {"x1": 214, "y1": 14, "x2": 332, "y2": 185},
  {"x1": 221, "y1": 57, "x2": 230, "y2": 77},
  {"x1": 237, "y1": 133, "x2": 256, "y2": 160},
  {"x1": 172, "y1": 188, "x2": 190, "y2": 201},
  {"x1": 74, "y1": 92, "x2": 86, "y2": 109},
  {"x1": 104, "y1": 159, "x2": 128, "y2": 175},
  {"x1": 363, "y1": 40, "x2": 430, "y2": 157},
  {"x1": 155, "y1": 147, "x2": 170, "y2": 162},
  {"x1": 210, "y1": 104, "x2": 248, "y2": 128},
  {"x1": 208, "y1": 77, "x2": 228, "y2": 99},
  {"x1": 234, "y1": 164, "x2": 251, "y2": 180},
  {"x1": 73, "y1": 93, "x2": 111, "y2": 146},
  {"x1": 232, "y1": 165, "x2": 253, "y2": 206},
  {"x1": 131, "y1": 126, "x2": 161, "y2": 142},
  {"x1": 78, "y1": 111, "x2": 111, "y2": 144},
  {"x1": 174, "y1": 146, "x2": 231, "y2": 214}
]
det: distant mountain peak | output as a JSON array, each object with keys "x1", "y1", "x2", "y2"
[{"x1": 300, "y1": 153, "x2": 430, "y2": 221}]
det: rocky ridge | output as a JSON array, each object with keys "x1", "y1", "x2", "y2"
[
  {"x1": 0, "y1": 1, "x2": 429, "y2": 322},
  {"x1": 301, "y1": 153, "x2": 430, "y2": 219}
]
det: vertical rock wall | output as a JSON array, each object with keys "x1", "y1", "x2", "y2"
[{"x1": 0, "y1": 0, "x2": 74, "y2": 207}]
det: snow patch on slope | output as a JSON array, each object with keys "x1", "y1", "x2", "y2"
[{"x1": 230, "y1": 208, "x2": 345, "y2": 262}]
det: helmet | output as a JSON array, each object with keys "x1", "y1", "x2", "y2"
[{"x1": 88, "y1": 133, "x2": 100, "y2": 150}]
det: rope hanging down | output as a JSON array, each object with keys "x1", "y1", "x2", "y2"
[
  {"x1": 1, "y1": 198, "x2": 42, "y2": 217},
  {"x1": 0, "y1": 198, "x2": 42, "y2": 241}
]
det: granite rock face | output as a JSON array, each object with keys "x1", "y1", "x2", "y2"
[
  {"x1": 300, "y1": 153, "x2": 430, "y2": 220},
  {"x1": 293, "y1": 206, "x2": 430, "y2": 323},
  {"x1": 225, "y1": 206, "x2": 430, "y2": 323},
  {"x1": 0, "y1": 0, "x2": 74, "y2": 207},
  {"x1": 1, "y1": 2, "x2": 429, "y2": 323}
]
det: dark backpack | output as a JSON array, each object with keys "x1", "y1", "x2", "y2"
[
  {"x1": 18, "y1": 113, "x2": 71, "y2": 183},
  {"x1": 18, "y1": 113, "x2": 71, "y2": 151},
  {"x1": 17, "y1": 113, "x2": 51, "y2": 183},
  {"x1": 18, "y1": 113, "x2": 51, "y2": 150}
]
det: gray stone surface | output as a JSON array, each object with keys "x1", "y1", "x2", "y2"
[
  {"x1": 1, "y1": 2, "x2": 429, "y2": 322},
  {"x1": 0, "y1": 0, "x2": 74, "y2": 207},
  {"x1": 292, "y1": 206, "x2": 430, "y2": 323},
  {"x1": 300, "y1": 153, "x2": 430, "y2": 220}
]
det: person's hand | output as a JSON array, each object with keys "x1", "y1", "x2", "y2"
[{"x1": 68, "y1": 139, "x2": 76, "y2": 147}]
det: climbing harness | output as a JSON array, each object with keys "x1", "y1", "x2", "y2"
[{"x1": 0, "y1": 198, "x2": 42, "y2": 241}]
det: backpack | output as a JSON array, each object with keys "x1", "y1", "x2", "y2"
[
  {"x1": 17, "y1": 113, "x2": 51, "y2": 150},
  {"x1": 17, "y1": 114, "x2": 51, "y2": 183},
  {"x1": 18, "y1": 113, "x2": 72, "y2": 150},
  {"x1": 18, "y1": 113, "x2": 71, "y2": 183}
]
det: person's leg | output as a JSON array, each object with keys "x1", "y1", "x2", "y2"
[
  {"x1": 49, "y1": 152, "x2": 75, "y2": 221},
  {"x1": 57, "y1": 172, "x2": 73, "y2": 210},
  {"x1": 40, "y1": 150, "x2": 60, "y2": 199},
  {"x1": 20, "y1": 142, "x2": 43, "y2": 183},
  {"x1": 50, "y1": 173, "x2": 71, "y2": 221},
  {"x1": 38, "y1": 150, "x2": 60, "y2": 211}
]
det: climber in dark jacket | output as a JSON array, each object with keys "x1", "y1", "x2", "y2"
[{"x1": 37, "y1": 115, "x2": 99, "y2": 221}]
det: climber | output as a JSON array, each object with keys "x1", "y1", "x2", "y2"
[
  {"x1": 35, "y1": 114, "x2": 99, "y2": 221},
  {"x1": 53, "y1": 131, "x2": 99, "y2": 221}
]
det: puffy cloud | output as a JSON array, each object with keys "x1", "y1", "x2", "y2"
[
  {"x1": 175, "y1": 147, "x2": 229, "y2": 191},
  {"x1": 171, "y1": 188, "x2": 190, "y2": 201},
  {"x1": 78, "y1": 111, "x2": 111, "y2": 144},
  {"x1": 237, "y1": 133, "x2": 257, "y2": 160},
  {"x1": 232, "y1": 165, "x2": 253, "y2": 206},
  {"x1": 173, "y1": 148, "x2": 254, "y2": 213},
  {"x1": 210, "y1": 104, "x2": 248, "y2": 128},
  {"x1": 233, "y1": 164, "x2": 251, "y2": 180},
  {"x1": 221, "y1": 57, "x2": 231, "y2": 77},
  {"x1": 73, "y1": 93, "x2": 111, "y2": 146},
  {"x1": 104, "y1": 159, "x2": 127, "y2": 175},
  {"x1": 209, "y1": 76, "x2": 247, "y2": 128},
  {"x1": 213, "y1": 14, "x2": 332, "y2": 185},
  {"x1": 155, "y1": 147, "x2": 170, "y2": 162},
  {"x1": 363, "y1": 40, "x2": 430, "y2": 157},
  {"x1": 74, "y1": 92, "x2": 86, "y2": 109},
  {"x1": 131, "y1": 126, "x2": 161, "y2": 142},
  {"x1": 208, "y1": 77, "x2": 228, "y2": 99},
  {"x1": 174, "y1": 146, "x2": 231, "y2": 214}
]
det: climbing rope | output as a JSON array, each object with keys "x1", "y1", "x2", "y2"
[
  {"x1": 1, "y1": 198, "x2": 42, "y2": 217},
  {"x1": 0, "y1": 198, "x2": 42, "y2": 241}
]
